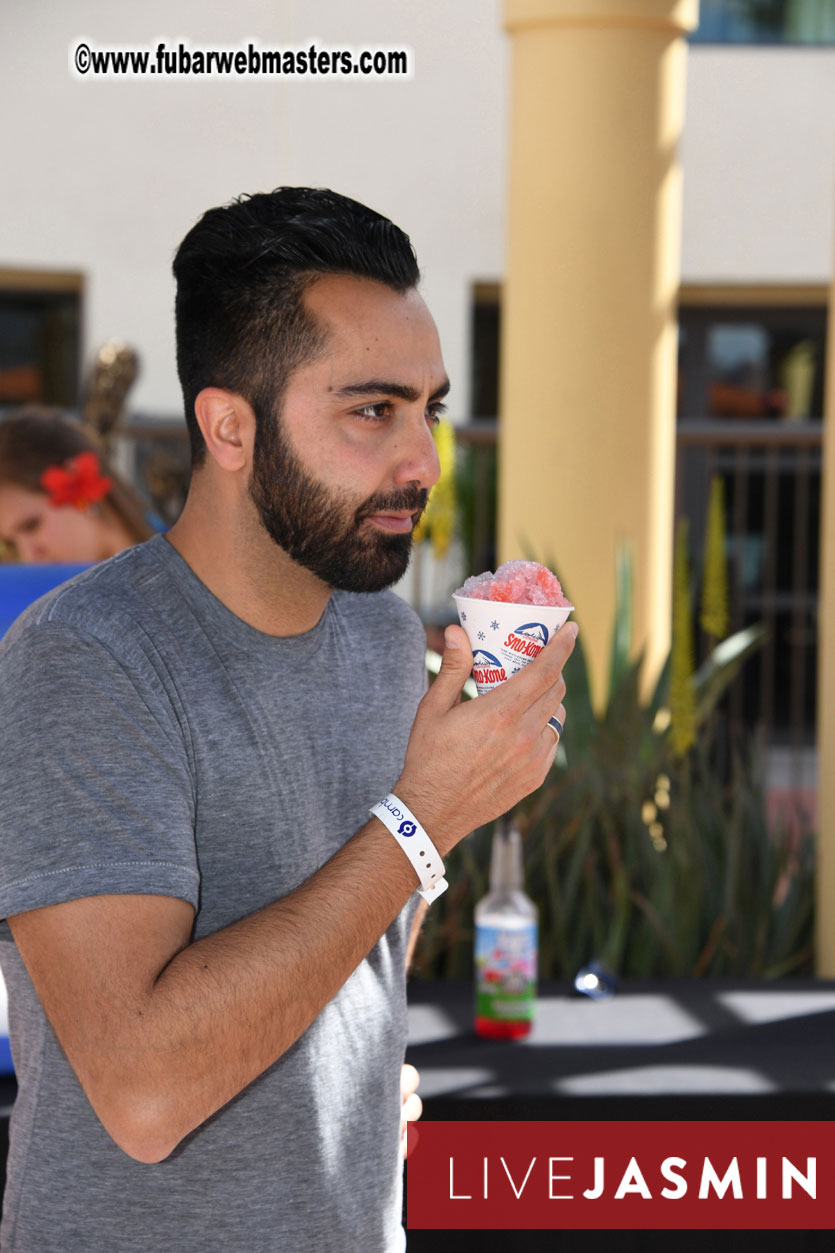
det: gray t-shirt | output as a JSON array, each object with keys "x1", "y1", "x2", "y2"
[{"x1": 0, "y1": 535, "x2": 426, "y2": 1252}]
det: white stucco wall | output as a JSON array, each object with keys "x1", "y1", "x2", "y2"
[
  {"x1": 2, "y1": 4, "x2": 833, "y2": 422},
  {"x1": 682, "y1": 47, "x2": 835, "y2": 283},
  {"x1": 1, "y1": 0, "x2": 508, "y2": 422}
]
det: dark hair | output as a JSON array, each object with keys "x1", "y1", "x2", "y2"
[
  {"x1": 172, "y1": 187, "x2": 421, "y2": 467},
  {"x1": 0, "y1": 407, "x2": 154, "y2": 543}
]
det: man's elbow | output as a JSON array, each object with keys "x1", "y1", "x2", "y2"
[{"x1": 94, "y1": 1088, "x2": 184, "y2": 1165}]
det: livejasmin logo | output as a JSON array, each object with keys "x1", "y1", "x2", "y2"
[
  {"x1": 448, "y1": 1153, "x2": 816, "y2": 1202},
  {"x1": 407, "y1": 1122, "x2": 828, "y2": 1230}
]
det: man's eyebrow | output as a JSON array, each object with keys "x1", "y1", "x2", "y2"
[{"x1": 334, "y1": 378, "x2": 451, "y2": 403}]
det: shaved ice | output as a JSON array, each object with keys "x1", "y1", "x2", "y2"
[{"x1": 455, "y1": 561, "x2": 569, "y2": 608}]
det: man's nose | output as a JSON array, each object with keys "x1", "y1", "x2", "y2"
[{"x1": 392, "y1": 414, "x2": 441, "y2": 490}]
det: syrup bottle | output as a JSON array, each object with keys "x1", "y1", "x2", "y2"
[{"x1": 474, "y1": 815, "x2": 538, "y2": 1039}]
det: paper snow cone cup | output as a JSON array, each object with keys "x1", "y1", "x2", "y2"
[{"x1": 453, "y1": 596, "x2": 574, "y2": 697}]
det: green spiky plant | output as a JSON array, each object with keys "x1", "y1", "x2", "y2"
[
  {"x1": 700, "y1": 476, "x2": 730, "y2": 644},
  {"x1": 670, "y1": 520, "x2": 697, "y2": 757},
  {"x1": 414, "y1": 543, "x2": 814, "y2": 981}
]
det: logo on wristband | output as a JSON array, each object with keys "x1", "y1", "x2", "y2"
[
  {"x1": 372, "y1": 795, "x2": 448, "y2": 904},
  {"x1": 378, "y1": 796, "x2": 418, "y2": 839}
]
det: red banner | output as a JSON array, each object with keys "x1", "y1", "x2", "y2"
[{"x1": 406, "y1": 1121, "x2": 833, "y2": 1229}]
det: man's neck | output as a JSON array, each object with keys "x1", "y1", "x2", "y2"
[{"x1": 165, "y1": 494, "x2": 331, "y2": 638}]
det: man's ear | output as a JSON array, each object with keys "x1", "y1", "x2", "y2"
[{"x1": 193, "y1": 389, "x2": 255, "y2": 473}]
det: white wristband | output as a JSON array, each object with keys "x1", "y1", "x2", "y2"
[{"x1": 370, "y1": 794, "x2": 448, "y2": 904}]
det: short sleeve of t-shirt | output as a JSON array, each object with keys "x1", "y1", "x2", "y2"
[{"x1": 0, "y1": 620, "x2": 199, "y2": 928}]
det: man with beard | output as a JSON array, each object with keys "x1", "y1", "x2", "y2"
[{"x1": 0, "y1": 188, "x2": 574, "y2": 1251}]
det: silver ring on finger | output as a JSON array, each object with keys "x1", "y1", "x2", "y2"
[{"x1": 547, "y1": 715, "x2": 563, "y2": 741}]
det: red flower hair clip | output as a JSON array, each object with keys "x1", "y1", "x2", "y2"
[{"x1": 40, "y1": 452, "x2": 113, "y2": 511}]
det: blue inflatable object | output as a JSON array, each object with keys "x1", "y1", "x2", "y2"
[
  {"x1": 0, "y1": 563, "x2": 90, "y2": 637},
  {"x1": 0, "y1": 562, "x2": 93, "y2": 1077}
]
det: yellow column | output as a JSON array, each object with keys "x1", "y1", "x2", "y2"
[
  {"x1": 815, "y1": 252, "x2": 835, "y2": 973},
  {"x1": 500, "y1": 0, "x2": 698, "y2": 706}
]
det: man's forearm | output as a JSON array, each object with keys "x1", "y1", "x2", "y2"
[
  {"x1": 150, "y1": 819, "x2": 415, "y2": 1150},
  {"x1": 13, "y1": 816, "x2": 418, "y2": 1163}
]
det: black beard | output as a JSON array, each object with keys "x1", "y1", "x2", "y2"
[{"x1": 249, "y1": 411, "x2": 428, "y2": 594}]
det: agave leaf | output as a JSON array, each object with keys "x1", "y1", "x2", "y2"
[
  {"x1": 630, "y1": 889, "x2": 680, "y2": 968},
  {"x1": 670, "y1": 520, "x2": 697, "y2": 755},
  {"x1": 562, "y1": 810, "x2": 598, "y2": 913},
  {"x1": 605, "y1": 653, "x2": 644, "y2": 726},
  {"x1": 649, "y1": 652, "x2": 671, "y2": 717},
  {"x1": 768, "y1": 838, "x2": 815, "y2": 962},
  {"x1": 606, "y1": 544, "x2": 634, "y2": 703},
  {"x1": 560, "y1": 630, "x2": 597, "y2": 756},
  {"x1": 542, "y1": 836, "x2": 570, "y2": 972},
  {"x1": 764, "y1": 946, "x2": 816, "y2": 979},
  {"x1": 692, "y1": 623, "x2": 765, "y2": 724}
]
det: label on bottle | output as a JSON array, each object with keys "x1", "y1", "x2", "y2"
[{"x1": 474, "y1": 921, "x2": 537, "y2": 1022}]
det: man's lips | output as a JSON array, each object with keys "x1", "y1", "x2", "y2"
[{"x1": 364, "y1": 511, "x2": 418, "y2": 533}]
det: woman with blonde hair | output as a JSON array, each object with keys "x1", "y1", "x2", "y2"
[{"x1": 0, "y1": 408, "x2": 154, "y2": 564}]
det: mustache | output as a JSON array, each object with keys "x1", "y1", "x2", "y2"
[{"x1": 355, "y1": 487, "x2": 429, "y2": 524}]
